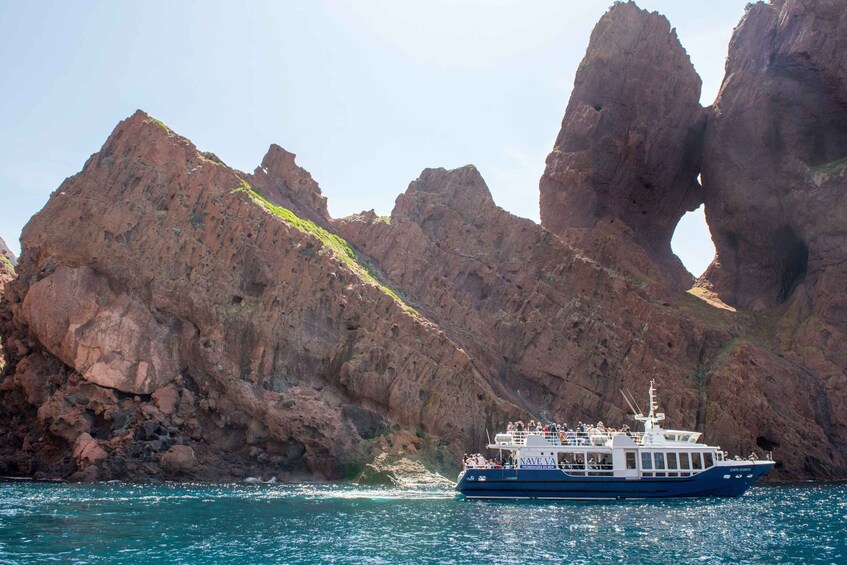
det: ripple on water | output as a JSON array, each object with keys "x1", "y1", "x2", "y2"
[{"x1": 0, "y1": 483, "x2": 844, "y2": 564}]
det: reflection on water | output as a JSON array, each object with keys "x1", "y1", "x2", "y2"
[{"x1": 0, "y1": 482, "x2": 844, "y2": 564}]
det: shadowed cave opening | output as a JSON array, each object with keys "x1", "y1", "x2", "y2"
[
  {"x1": 775, "y1": 227, "x2": 808, "y2": 303},
  {"x1": 756, "y1": 435, "x2": 780, "y2": 452}
]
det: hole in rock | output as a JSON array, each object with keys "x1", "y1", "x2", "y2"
[
  {"x1": 775, "y1": 227, "x2": 808, "y2": 303},
  {"x1": 231, "y1": 295, "x2": 243, "y2": 304},
  {"x1": 756, "y1": 435, "x2": 780, "y2": 451},
  {"x1": 671, "y1": 205, "x2": 716, "y2": 278}
]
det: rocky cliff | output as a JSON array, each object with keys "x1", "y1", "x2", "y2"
[
  {"x1": 695, "y1": 0, "x2": 847, "y2": 477},
  {"x1": 1, "y1": 0, "x2": 846, "y2": 482},
  {"x1": 701, "y1": 0, "x2": 847, "y2": 312},
  {"x1": 0, "y1": 237, "x2": 16, "y2": 267},
  {"x1": 337, "y1": 160, "x2": 844, "y2": 480},
  {"x1": 0, "y1": 250, "x2": 13, "y2": 373},
  {"x1": 0, "y1": 113, "x2": 519, "y2": 481},
  {"x1": 540, "y1": 1, "x2": 705, "y2": 289}
]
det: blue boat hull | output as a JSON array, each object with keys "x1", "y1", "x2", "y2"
[{"x1": 456, "y1": 463, "x2": 774, "y2": 499}]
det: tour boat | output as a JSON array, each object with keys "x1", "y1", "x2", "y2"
[{"x1": 456, "y1": 381, "x2": 775, "y2": 499}]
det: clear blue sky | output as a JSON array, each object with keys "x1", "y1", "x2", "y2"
[{"x1": 0, "y1": 0, "x2": 749, "y2": 275}]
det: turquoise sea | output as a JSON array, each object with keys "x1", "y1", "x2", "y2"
[{"x1": 0, "y1": 481, "x2": 844, "y2": 564}]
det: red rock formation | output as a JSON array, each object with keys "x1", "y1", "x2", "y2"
[
  {"x1": 0, "y1": 112, "x2": 518, "y2": 481},
  {"x1": 702, "y1": 0, "x2": 847, "y2": 310},
  {"x1": 0, "y1": 249, "x2": 14, "y2": 373},
  {"x1": 0, "y1": 237, "x2": 16, "y2": 267},
  {"x1": 249, "y1": 144, "x2": 330, "y2": 226},
  {"x1": 540, "y1": 1, "x2": 705, "y2": 288},
  {"x1": 699, "y1": 0, "x2": 847, "y2": 474},
  {"x1": 337, "y1": 165, "x2": 845, "y2": 479}
]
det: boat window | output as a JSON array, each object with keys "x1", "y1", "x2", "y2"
[
  {"x1": 626, "y1": 451, "x2": 636, "y2": 470},
  {"x1": 641, "y1": 452, "x2": 652, "y2": 470},
  {"x1": 680, "y1": 452, "x2": 691, "y2": 470},
  {"x1": 667, "y1": 453, "x2": 678, "y2": 469},
  {"x1": 653, "y1": 452, "x2": 666, "y2": 477},
  {"x1": 692, "y1": 453, "x2": 703, "y2": 469},
  {"x1": 704, "y1": 452, "x2": 714, "y2": 468},
  {"x1": 587, "y1": 453, "x2": 612, "y2": 473}
]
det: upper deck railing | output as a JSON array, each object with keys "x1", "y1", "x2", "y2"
[{"x1": 492, "y1": 430, "x2": 644, "y2": 447}]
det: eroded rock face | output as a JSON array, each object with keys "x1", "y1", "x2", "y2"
[
  {"x1": 0, "y1": 237, "x2": 16, "y2": 267},
  {"x1": 0, "y1": 112, "x2": 516, "y2": 481},
  {"x1": 540, "y1": 1, "x2": 705, "y2": 287},
  {"x1": 0, "y1": 253, "x2": 14, "y2": 373},
  {"x1": 20, "y1": 265, "x2": 177, "y2": 395},
  {"x1": 250, "y1": 144, "x2": 330, "y2": 226},
  {"x1": 337, "y1": 165, "x2": 845, "y2": 479},
  {"x1": 699, "y1": 0, "x2": 847, "y2": 460},
  {"x1": 702, "y1": 0, "x2": 847, "y2": 311}
]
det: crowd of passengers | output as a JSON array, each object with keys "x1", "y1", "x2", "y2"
[
  {"x1": 462, "y1": 452, "x2": 612, "y2": 471},
  {"x1": 506, "y1": 419, "x2": 634, "y2": 446},
  {"x1": 463, "y1": 453, "x2": 509, "y2": 469}
]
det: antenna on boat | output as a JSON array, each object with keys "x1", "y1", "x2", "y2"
[
  {"x1": 627, "y1": 388, "x2": 644, "y2": 415},
  {"x1": 620, "y1": 389, "x2": 642, "y2": 418},
  {"x1": 632, "y1": 380, "x2": 665, "y2": 434}
]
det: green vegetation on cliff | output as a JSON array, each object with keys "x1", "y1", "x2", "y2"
[
  {"x1": 144, "y1": 116, "x2": 172, "y2": 133},
  {"x1": 0, "y1": 254, "x2": 14, "y2": 276},
  {"x1": 812, "y1": 156, "x2": 847, "y2": 175},
  {"x1": 235, "y1": 179, "x2": 418, "y2": 316}
]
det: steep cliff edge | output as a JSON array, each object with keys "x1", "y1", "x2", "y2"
[
  {"x1": 0, "y1": 237, "x2": 16, "y2": 267},
  {"x1": 540, "y1": 1, "x2": 705, "y2": 289},
  {"x1": 0, "y1": 112, "x2": 520, "y2": 481},
  {"x1": 0, "y1": 250, "x2": 14, "y2": 373},
  {"x1": 702, "y1": 0, "x2": 847, "y2": 313},
  {"x1": 337, "y1": 163, "x2": 845, "y2": 480},
  {"x1": 698, "y1": 0, "x2": 847, "y2": 475}
]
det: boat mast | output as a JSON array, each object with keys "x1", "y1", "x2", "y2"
[{"x1": 634, "y1": 380, "x2": 665, "y2": 434}]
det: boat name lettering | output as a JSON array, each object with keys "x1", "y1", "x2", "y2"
[
  {"x1": 519, "y1": 456, "x2": 557, "y2": 469},
  {"x1": 729, "y1": 467, "x2": 752, "y2": 472}
]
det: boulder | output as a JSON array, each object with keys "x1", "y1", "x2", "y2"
[
  {"x1": 72, "y1": 432, "x2": 107, "y2": 467},
  {"x1": 160, "y1": 445, "x2": 197, "y2": 472}
]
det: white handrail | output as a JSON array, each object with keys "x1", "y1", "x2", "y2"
[{"x1": 495, "y1": 430, "x2": 643, "y2": 446}]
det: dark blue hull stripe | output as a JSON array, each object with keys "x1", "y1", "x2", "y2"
[{"x1": 456, "y1": 465, "x2": 774, "y2": 498}]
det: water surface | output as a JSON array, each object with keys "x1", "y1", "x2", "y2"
[{"x1": 0, "y1": 481, "x2": 843, "y2": 563}]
